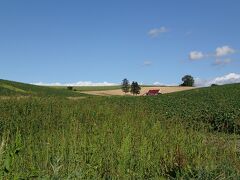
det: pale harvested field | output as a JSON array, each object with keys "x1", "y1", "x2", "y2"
[{"x1": 82, "y1": 86, "x2": 196, "y2": 96}]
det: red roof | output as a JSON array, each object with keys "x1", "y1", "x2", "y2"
[{"x1": 146, "y1": 89, "x2": 160, "y2": 95}]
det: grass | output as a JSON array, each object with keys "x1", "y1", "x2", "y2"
[
  {"x1": 0, "y1": 81, "x2": 240, "y2": 178},
  {"x1": 0, "y1": 79, "x2": 87, "y2": 97}
]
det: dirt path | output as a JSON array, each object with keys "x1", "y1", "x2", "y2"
[{"x1": 81, "y1": 86, "x2": 196, "y2": 96}]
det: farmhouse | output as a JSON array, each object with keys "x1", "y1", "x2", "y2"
[{"x1": 145, "y1": 89, "x2": 161, "y2": 96}]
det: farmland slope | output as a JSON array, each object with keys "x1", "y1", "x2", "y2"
[
  {"x1": 82, "y1": 86, "x2": 196, "y2": 96},
  {"x1": 0, "y1": 83, "x2": 240, "y2": 178},
  {"x1": 0, "y1": 79, "x2": 86, "y2": 97}
]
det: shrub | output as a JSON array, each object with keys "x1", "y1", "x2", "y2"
[{"x1": 67, "y1": 86, "x2": 73, "y2": 90}]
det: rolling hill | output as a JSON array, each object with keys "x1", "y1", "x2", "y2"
[
  {"x1": 0, "y1": 79, "x2": 87, "y2": 97},
  {"x1": 0, "y1": 80, "x2": 240, "y2": 178}
]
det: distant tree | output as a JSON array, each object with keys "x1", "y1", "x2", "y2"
[
  {"x1": 211, "y1": 84, "x2": 219, "y2": 87},
  {"x1": 180, "y1": 75, "x2": 194, "y2": 87},
  {"x1": 130, "y1": 81, "x2": 141, "y2": 95},
  {"x1": 67, "y1": 86, "x2": 73, "y2": 90},
  {"x1": 121, "y1": 78, "x2": 130, "y2": 94}
]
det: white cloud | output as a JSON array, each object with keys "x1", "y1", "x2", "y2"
[
  {"x1": 153, "y1": 82, "x2": 178, "y2": 86},
  {"x1": 143, "y1": 60, "x2": 152, "y2": 66},
  {"x1": 213, "y1": 58, "x2": 232, "y2": 66},
  {"x1": 148, "y1": 26, "x2": 169, "y2": 37},
  {"x1": 188, "y1": 45, "x2": 237, "y2": 62},
  {"x1": 195, "y1": 73, "x2": 240, "y2": 87},
  {"x1": 33, "y1": 81, "x2": 118, "y2": 86},
  {"x1": 189, "y1": 51, "x2": 205, "y2": 60},
  {"x1": 215, "y1": 46, "x2": 235, "y2": 57},
  {"x1": 153, "y1": 82, "x2": 162, "y2": 85}
]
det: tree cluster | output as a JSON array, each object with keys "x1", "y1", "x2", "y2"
[
  {"x1": 180, "y1": 75, "x2": 194, "y2": 87},
  {"x1": 121, "y1": 79, "x2": 141, "y2": 95}
]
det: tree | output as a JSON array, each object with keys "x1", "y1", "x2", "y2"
[
  {"x1": 121, "y1": 78, "x2": 130, "y2": 94},
  {"x1": 67, "y1": 86, "x2": 73, "y2": 90},
  {"x1": 211, "y1": 84, "x2": 218, "y2": 87},
  {"x1": 130, "y1": 81, "x2": 141, "y2": 95},
  {"x1": 180, "y1": 75, "x2": 194, "y2": 87}
]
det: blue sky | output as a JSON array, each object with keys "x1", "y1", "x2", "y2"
[{"x1": 0, "y1": 0, "x2": 240, "y2": 86}]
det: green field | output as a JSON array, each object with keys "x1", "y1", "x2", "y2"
[
  {"x1": 0, "y1": 81, "x2": 240, "y2": 179},
  {"x1": 0, "y1": 79, "x2": 87, "y2": 97}
]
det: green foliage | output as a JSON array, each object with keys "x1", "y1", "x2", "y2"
[
  {"x1": 140, "y1": 83, "x2": 240, "y2": 134},
  {"x1": 130, "y1": 81, "x2": 141, "y2": 95},
  {"x1": 121, "y1": 78, "x2": 130, "y2": 94},
  {"x1": 67, "y1": 86, "x2": 73, "y2": 91},
  {"x1": 0, "y1": 83, "x2": 240, "y2": 178},
  {"x1": 181, "y1": 75, "x2": 194, "y2": 86}
]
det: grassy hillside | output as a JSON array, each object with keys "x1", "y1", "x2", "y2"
[
  {"x1": 140, "y1": 83, "x2": 240, "y2": 133},
  {"x1": 0, "y1": 79, "x2": 87, "y2": 97},
  {"x1": 0, "y1": 83, "x2": 240, "y2": 178}
]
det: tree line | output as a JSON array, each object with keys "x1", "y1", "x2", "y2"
[{"x1": 121, "y1": 79, "x2": 141, "y2": 95}]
